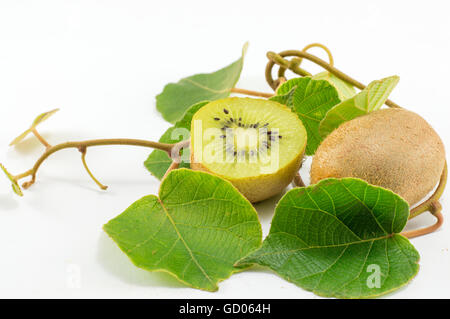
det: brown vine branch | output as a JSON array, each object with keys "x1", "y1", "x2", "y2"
[
  {"x1": 15, "y1": 138, "x2": 184, "y2": 190},
  {"x1": 230, "y1": 87, "x2": 273, "y2": 98}
]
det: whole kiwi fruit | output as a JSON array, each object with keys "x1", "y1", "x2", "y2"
[{"x1": 311, "y1": 108, "x2": 445, "y2": 205}]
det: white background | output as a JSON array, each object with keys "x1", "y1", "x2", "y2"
[{"x1": 0, "y1": 0, "x2": 449, "y2": 299}]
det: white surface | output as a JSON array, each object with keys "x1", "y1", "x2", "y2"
[{"x1": 0, "y1": 0, "x2": 449, "y2": 299}]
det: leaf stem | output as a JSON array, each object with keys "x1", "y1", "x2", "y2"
[
  {"x1": 17, "y1": 138, "x2": 177, "y2": 190},
  {"x1": 31, "y1": 128, "x2": 51, "y2": 149},
  {"x1": 14, "y1": 169, "x2": 33, "y2": 180},
  {"x1": 162, "y1": 161, "x2": 180, "y2": 181},
  {"x1": 230, "y1": 87, "x2": 273, "y2": 98},
  {"x1": 401, "y1": 202, "x2": 444, "y2": 239}
]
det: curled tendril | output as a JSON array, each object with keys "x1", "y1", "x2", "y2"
[
  {"x1": 300, "y1": 43, "x2": 334, "y2": 66},
  {"x1": 275, "y1": 43, "x2": 335, "y2": 82}
]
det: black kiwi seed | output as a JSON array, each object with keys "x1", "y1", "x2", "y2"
[
  {"x1": 230, "y1": 118, "x2": 234, "y2": 122},
  {"x1": 223, "y1": 109, "x2": 229, "y2": 114},
  {"x1": 220, "y1": 135, "x2": 226, "y2": 138},
  {"x1": 214, "y1": 117, "x2": 220, "y2": 121}
]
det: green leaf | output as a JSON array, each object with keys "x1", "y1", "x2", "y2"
[
  {"x1": 156, "y1": 43, "x2": 248, "y2": 123},
  {"x1": 312, "y1": 72, "x2": 356, "y2": 100},
  {"x1": 290, "y1": 78, "x2": 341, "y2": 155},
  {"x1": 319, "y1": 76, "x2": 399, "y2": 138},
  {"x1": 271, "y1": 74, "x2": 355, "y2": 109},
  {"x1": 9, "y1": 108, "x2": 59, "y2": 146},
  {"x1": 104, "y1": 168, "x2": 262, "y2": 291},
  {"x1": 31, "y1": 108, "x2": 60, "y2": 127},
  {"x1": 0, "y1": 163, "x2": 23, "y2": 196},
  {"x1": 144, "y1": 101, "x2": 209, "y2": 179},
  {"x1": 269, "y1": 78, "x2": 303, "y2": 107},
  {"x1": 238, "y1": 178, "x2": 419, "y2": 299}
]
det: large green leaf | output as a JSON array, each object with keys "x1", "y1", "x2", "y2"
[
  {"x1": 237, "y1": 178, "x2": 419, "y2": 299},
  {"x1": 156, "y1": 43, "x2": 248, "y2": 123},
  {"x1": 312, "y1": 72, "x2": 356, "y2": 100},
  {"x1": 319, "y1": 76, "x2": 399, "y2": 138},
  {"x1": 144, "y1": 101, "x2": 209, "y2": 179},
  {"x1": 104, "y1": 168, "x2": 262, "y2": 291},
  {"x1": 290, "y1": 78, "x2": 341, "y2": 155}
]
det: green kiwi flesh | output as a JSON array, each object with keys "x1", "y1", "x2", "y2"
[{"x1": 191, "y1": 97, "x2": 307, "y2": 202}]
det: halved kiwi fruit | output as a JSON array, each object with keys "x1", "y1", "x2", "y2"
[
  {"x1": 191, "y1": 97, "x2": 307, "y2": 202},
  {"x1": 311, "y1": 108, "x2": 446, "y2": 206}
]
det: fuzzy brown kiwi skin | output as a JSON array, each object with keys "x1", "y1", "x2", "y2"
[
  {"x1": 191, "y1": 149, "x2": 305, "y2": 203},
  {"x1": 311, "y1": 108, "x2": 446, "y2": 206}
]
